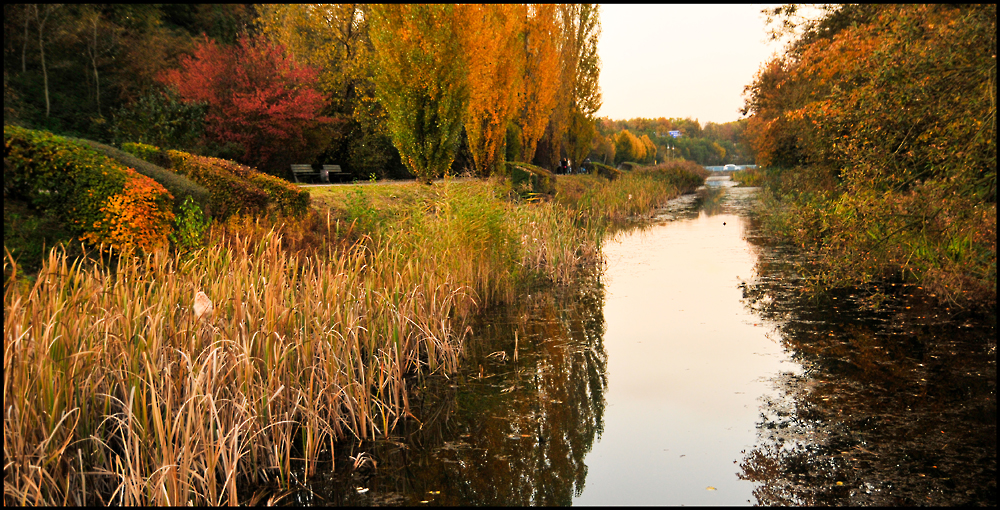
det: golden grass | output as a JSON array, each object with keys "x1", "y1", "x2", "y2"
[{"x1": 4, "y1": 172, "x2": 703, "y2": 505}]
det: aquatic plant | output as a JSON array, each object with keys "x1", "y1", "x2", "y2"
[{"x1": 3, "y1": 170, "x2": 704, "y2": 505}]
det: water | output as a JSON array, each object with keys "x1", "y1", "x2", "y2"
[
  {"x1": 264, "y1": 178, "x2": 995, "y2": 506},
  {"x1": 572, "y1": 184, "x2": 789, "y2": 505}
]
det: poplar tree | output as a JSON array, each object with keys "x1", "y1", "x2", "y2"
[
  {"x1": 369, "y1": 4, "x2": 468, "y2": 184},
  {"x1": 461, "y1": 4, "x2": 524, "y2": 177}
]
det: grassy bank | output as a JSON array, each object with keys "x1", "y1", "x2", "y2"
[
  {"x1": 4, "y1": 164, "x2": 704, "y2": 505},
  {"x1": 749, "y1": 165, "x2": 996, "y2": 310}
]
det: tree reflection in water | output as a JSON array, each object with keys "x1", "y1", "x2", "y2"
[
  {"x1": 737, "y1": 218, "x2": 996, "y2": 506},
  {"x1": 291, "y1": 274, "x2": 608, "y2": 506}
]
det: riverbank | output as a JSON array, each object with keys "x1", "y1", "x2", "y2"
[{"x1": 4, "y1": 163, "x2": 705, "y2": 505}]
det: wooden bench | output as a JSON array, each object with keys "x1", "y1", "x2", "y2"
[
  {"x1": 323, "y1": 164, "x2": 352, "y2": 183},
  {"x1": 291, "y1": 164, "x2": 324, "y2": 183}
]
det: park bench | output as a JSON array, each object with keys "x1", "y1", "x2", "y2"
[
  {"x1": 291, "y1": 164, "x2": 325, "y2": 184},
  {"x1": 323, "y1": 164, "x2": 352, "y2": 183}
]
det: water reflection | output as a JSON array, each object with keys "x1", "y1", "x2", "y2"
[
  {"x1": 293, "y1": 276, "x2": 609, "y2": 505},
  {"x1": 738, "y1": 217, "x2": 997, "y2": 506}
]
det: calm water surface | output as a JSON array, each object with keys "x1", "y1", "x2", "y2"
[
  {"x1": 572, "y1": 183, "x2": 789, "y2": 505},
  {"x1": 268, "y1": 178, "x2": 995, "y2": 506}
]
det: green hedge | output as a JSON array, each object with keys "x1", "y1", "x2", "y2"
[
  {"x1": 585, "y1": 161, "x2": 622, "y2": 181},
  {"x1": 4, "y1": 125, "x2": 175, "y2": 252},
  {"x1": 507, "y1": 162, "x2": 556, "y2": 196},
  {"x1": 122, "y1": 142, "x2": 310, "y2": 219},
  {"x1": 66, "y1": 137, "x2": 212, "y2": 219}
]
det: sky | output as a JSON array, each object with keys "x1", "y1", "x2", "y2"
[{"x1": 596, "y1": 4, "x2": 785, "y2": 126}]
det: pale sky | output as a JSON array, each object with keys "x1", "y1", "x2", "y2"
[{"x1": 597, "y1": 4, "x2": 784, "y2": 125}]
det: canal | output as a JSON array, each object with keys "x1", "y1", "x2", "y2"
[{"x1": 266, "y1": 178, "x2": 995, "y2": 506}]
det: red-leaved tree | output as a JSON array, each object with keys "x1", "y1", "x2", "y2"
[{"x1": 160, "y1": 34, "x2": 332, "y2": 176}]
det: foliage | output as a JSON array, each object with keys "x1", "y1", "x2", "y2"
[
  {"x1": 168, "y1": 195, "x2": 210, "y2": 252},
  {"x1": 612, "y1": 129, "x2": 646, "y2": 165},
  {"x1": 65, "y1": 136, "x2": 211, "y2": 217},
  {"x1": 535, "y1": 5, "x2": 602, "y2": 170},
  {"x1": 5, "y1": 125, "x2": 174, "y2": 253},
  {"x1": 596, "y1": 117, "x2": 752, "y2": 166},
  {"x1": 515, "y1": 4, "x2": 561, "y2": 164},
  {"x1": 585, "y1": 161, "x2": 622, "y2": 181},
  {"x1": 508, "y1": 161, "x2": 556, "y2": 196},
  {"x1": 122, "y1": 142, "x2": 310, "y2": 219},
  {"x1": 256, "y1": 5, "x2": 408, "y2": 179},
  {"x1": 160, "y1": 33, "x2": 333, "y2": 177},
  {"x1": 3, "y1": 4, "x2": 246, "y2": 142},
  {"x1": 110, "y1": 88, "x2": 207, "y2": 150},
  {"x1": 743, "y1": 4, "x2": 996, "y2": 307},
  {"x1": 80, "y1": 172, "x2": 175, "y2": 252},
  {"x1": 732, "y1": 167, "x2": 764, "y2": 187},
  {"x1": 461, "y1": 4, "x2": 525, "y2": 177},
  {"x1": 368, "y1": 5, "x2": 469, "y2": 184}
]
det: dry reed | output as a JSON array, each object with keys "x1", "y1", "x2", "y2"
[{"x1": 4, "y1": 174, "x2": 700, "y2": 505}]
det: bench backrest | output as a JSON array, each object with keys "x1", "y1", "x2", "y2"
[
  {"x1": 291, "y1": 164, "x2": 315, "y2": 173},
  {"x1": 322, "y1": 164, "x2": 343, "y2": 173}
]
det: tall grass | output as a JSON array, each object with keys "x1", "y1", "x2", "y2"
[
  {"x1": 555, "y1": 160, "x2": 708, "y2": 226},
  {"x1": 4, "y1": 172, "x2": 704, "y2": 505}
]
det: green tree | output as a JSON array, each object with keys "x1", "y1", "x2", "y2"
[{"x1": 369, "y1": 4, "x2": 468, "y2": 184}]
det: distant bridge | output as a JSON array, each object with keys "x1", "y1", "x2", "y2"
[{"x1": 704, "y1": 165, "x2": 757, "y2": 172}]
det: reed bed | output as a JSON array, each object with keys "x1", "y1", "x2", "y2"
[{"x1": 4, "y1": 174, "x2": 701, "y2": 505}]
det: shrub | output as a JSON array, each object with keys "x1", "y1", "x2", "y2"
[
  {"x1": 585, "y1": 161, "x2": 621, "y2": 181},
  {"x1": 169, "y1": 196, "x2": 210, "y2": 252},
  {"x1": 507, "y1": 161, "x2": 555, "y2": 196},
  {"x1": 67, "y1": 137, "x2": 211, "y2": 218},
  {"x1": 4, "y1": 125, "x2": 174, "y2": 252},
  {"x1": 122, "y1": 142, "x2": 310, "y2": 219}
]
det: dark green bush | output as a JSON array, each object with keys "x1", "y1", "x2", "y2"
[
  {"x1": 507, "y1": 162, "x2": 556, "y2": 196},
  {"x1": 586, "y1": 161, "x2": 622, "y2": 181}
]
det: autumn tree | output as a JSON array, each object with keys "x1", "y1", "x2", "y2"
[
  {"x1": 369, "y1": 4, "x2": 468, "y2": 184},
  {"x1": 515, "y1": 4, "x2": 561, "y2": 163},
  {"x1": 612, "y1": 129, "x2": 645, "y2": 165},
  {"x1": 256, "y1": 4, "x2": 405, "y2": 178},
  {"x1": 743, "y1": 4, "x2": 996, "y2": 304},
  {"x1": 537, "y1": 4, "x2": 602, "y2": 169},
  {"x1": 161, "y1": 34, "x2": 332, "y2": 176},
  {"x1": 459, "y1": 4, "x2": 525, "y2": 177}
]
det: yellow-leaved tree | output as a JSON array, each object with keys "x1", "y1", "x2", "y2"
[
  {"x1": 369, "y1": 4, "x2": 468, "y2": 184},
  {"x1": 538, "y1": 4, "x2": 602, "y2": 169},
  {"x1": 460, "y1": 4, "x2": 525, "y2": 177},
  {"x1": 516, "y1": 4, "x2": 561, "y2": 164}
]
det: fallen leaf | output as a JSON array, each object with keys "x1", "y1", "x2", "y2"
[{"x1": 706, "y1": 486, "x2": 717, "y2": 491}]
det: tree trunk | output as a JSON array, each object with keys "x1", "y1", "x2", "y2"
[
  {"x1": 34, "y1": 4, "x2": 52, "y2": 118},
  {"x1": 88, "y1": 14, "x2": 101, "y2": 116},
  {"x1": 22, "y1": 6, "x2": 30, "y2": 73}
]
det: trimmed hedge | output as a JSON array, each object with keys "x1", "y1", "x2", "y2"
[
  {"x1": 122, "y1": 143, "x2": 310, "y2": 219},
  {"x1": 65, "y1": 137, "x2": 212, "y2": 219},
  {"x1": 4, "y1": 125, "x2": 175, "y2": 252},
  {"x1": 585, "y1": 161, "x2": 622, "y2": 181},
  {"x1": 507, "y1": 161, "x2": 556, "y2": 196}
]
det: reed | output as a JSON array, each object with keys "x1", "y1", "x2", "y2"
[{"x1": 4, "y1": 172, "x2": 703, "y2": 505}]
